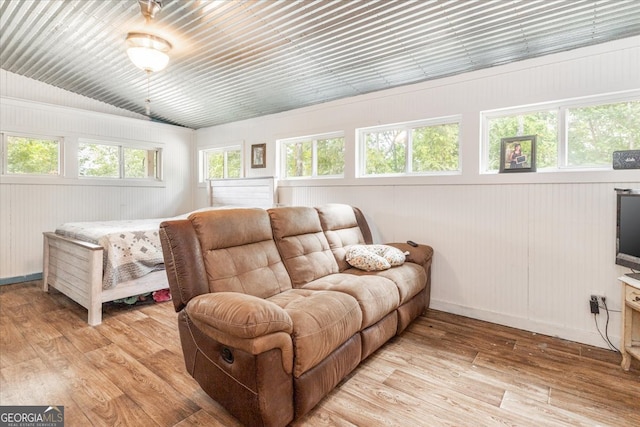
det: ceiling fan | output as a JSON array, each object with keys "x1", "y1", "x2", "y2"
[
  {"x1": 126, "y1": 0, "x2": 172, "y2": 73},
  {"x1": 125, "y1": 0, "x2": 172, "y2": 115}
]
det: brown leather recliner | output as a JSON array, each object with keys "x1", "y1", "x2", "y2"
[{"x1": 159, "y1": 204, "x2": 433, "y2": 426}]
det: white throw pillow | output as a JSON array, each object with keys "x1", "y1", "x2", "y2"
[{"x1": 346, "y1": 244, "x2": 407, "y2": 271}]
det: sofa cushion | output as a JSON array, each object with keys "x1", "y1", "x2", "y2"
[
  {"x1": 190, "y1": 208, "x2": 292, "y2": 299},
  {"x1": 344, "y1": 262, "x2": 427, "y2": 305},
  {"x1": 269, "y1": 206, "x2": 339, "y2": 287},
  {"x1": 316, "y1": 204, "x2": 367, "y2": 272},
  {"x1": 267, "y1": 289, "x2": 362, "y2": 377},
  {"x1": 301, "y1": 273, "x2": 399, "y2": 329}
]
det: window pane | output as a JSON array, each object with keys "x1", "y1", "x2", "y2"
[
  {"x1": 285, "y1": 141, "x2": 312, "y2": 177},
  {"x1": 227, "y1": 150, "x2": 241, "y2": 178},
  {"x1": 206, "y1": 151, "x2": 224, "y2": 179},
  {"x1": 6, "y1": 136, "x2": 59, "y2": 175},
  {"x1": 203, "y1": 147, "x2": 241, "y2": 180},
  {"x1": 412, "y1": 124, "x2": 459, "y2": 172},
  {"x1": 78, "y1": 143, "x2": 119, "y2": 177},
  {"x1": 317, "y1": 138, "x2": 344, "y2": 176},
  {"x1": 364, "y1": 130, "x2": 406, "y2": 175},
  {"x1": 148, "y1": 150, "x2": 158, "y2": 178},
  {"x1": 567, "y1": 101, "x2": 640, "y2": 167},
  {"x1": 124, "y1": 147, "x2": 147, "y2": 178},
  {"x1": 487, "y1": 110, "x2": 558, "y2": 171}
]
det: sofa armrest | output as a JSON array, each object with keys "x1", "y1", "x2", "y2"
[
  {"x1": 186, "y1": 292, "x2": 293, "y2": 339},
  {"x1": 385, "y1": 242, "x2": 434, "y2": 269},
  {"x1": 160, "y1": 220, "x2": 209, "y2": 312}
]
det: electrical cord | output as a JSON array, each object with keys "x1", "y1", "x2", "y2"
[
  {"x1": 601, "y1": 298, "x2": 620, "y2": 353},
  {"x1": 599, "y1": 304, "x2": 621, "y2": 313},
  {"x1": 593, "y1": 314, "x2": 618, "y2": 353},
  {"x1": 598, "y1": 300, "x2": 620, "y2": 313},
  {"x1": 596, "y1": 269, "x2": 639, "y2": 354}
]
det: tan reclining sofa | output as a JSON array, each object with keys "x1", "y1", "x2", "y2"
[{"x1": 159, "y1": 203, "x2": 433, "y2": 426}]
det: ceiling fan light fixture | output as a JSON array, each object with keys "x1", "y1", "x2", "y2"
[{"x1": 126, "y1": 32, "x2": 171, "y2": 72}]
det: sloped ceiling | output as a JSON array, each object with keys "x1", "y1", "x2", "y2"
[{"x1": 1, "y1": 0, "x2": 639, "y2": 129}]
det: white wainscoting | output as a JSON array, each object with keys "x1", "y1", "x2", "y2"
[
  {"x1": 0, "y1": 78, "x2": 194, "y2": 281},
  {"x1": 279, "y1": 181, "x2": 640, "y2": 349}
]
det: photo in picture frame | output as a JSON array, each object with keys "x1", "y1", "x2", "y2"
[
  {"x1": 499, "y1": 135, "x2": 537, "y2": 173},
  {"x1": 251, "y1": 143, "x2": 266, "y2": 168}
]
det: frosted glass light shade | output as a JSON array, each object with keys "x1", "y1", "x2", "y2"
[{"x1": 126, "y1": 33, "x2": 171, "y2": 72}]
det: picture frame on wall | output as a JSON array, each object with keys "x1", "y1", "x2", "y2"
[
  {"x1": 499, "y1": 135, "x2": 537, "y2": 173},
  {"x1": 251, "y1": 143, "x2": 266, "y2": 168}
]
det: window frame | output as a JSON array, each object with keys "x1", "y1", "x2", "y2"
[
  {"x1": 77, "y1": 138, "x2": 163, "y2": 181},
  {"x1": 198, "y1": 143, "x2": 243, "y2": 183},
  {"x1": 481, "y1": 91, "x2": 640, "y2": 173},
  {"x1": 278, "y1": 131, "x2": 345, "y2": 180},
  {"x1": 1, "y1": 131, "x2": 64, "y2": 177},
  {"x1": 357, "y1": 116, "x2": 461, "y2": 177}
]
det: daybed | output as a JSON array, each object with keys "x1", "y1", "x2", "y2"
[
  {"x1": 42, "y1": 177, "x2": 276, "y2": 325},
  {"x1": 159, "y1": 203, "x2": 433, "y2": 426}
]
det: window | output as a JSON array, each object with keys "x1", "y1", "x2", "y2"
[
  {"x1": 486, "y1": 110, "x2": 558, "y2": 171},
  {"x1": 78, "y1": 140, "x2": 161, "y2": 179},
  {"x1": 200, "y1": 145, "x2": 242, "y2": 181},
  {"x1": 124, "y1": 147, "x2": 156, "y2": 178},
  {"x1": 359, "y1": 118, "x2": 460, "y2": 176},
  {"x1": 484, "y1": 96, "x2": 639, "y2": 171},
  {"x1": 280, "y1": 133, "x2": 344, "y2": 178},
  {"x1": 566, "y1": 101, "x2": 640, "y2": 168},
  {"x1": 2, "y1": 133, "x2": 61, "y2": 176}
]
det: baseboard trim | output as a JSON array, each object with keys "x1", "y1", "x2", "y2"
[
  {"x1": 0, "y1": 273, "x2": 43, "y2": 286},
  {"x1": 429, "y1": 299, "x2": 620, "y2": 351}
]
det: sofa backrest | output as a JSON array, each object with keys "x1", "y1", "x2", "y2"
[
  {"x1": 161, "y1": 204, "x2": 374, "y2": 310},
  {"x1": 189, "y1": 208, "x2": 293, "y2": 299},
  {"x1": 268, "y1": 206, "x2": 339, "y2": 288},
  {"x1": 315, "y1": 204, "x2": 371, "y2": 272}
]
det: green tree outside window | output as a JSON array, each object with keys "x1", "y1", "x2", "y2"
[
  {"x1": 412, "y1": 124, "x2": 459, "y2": 172},
  {"x1": 204, "y1": 147, "x2": 241, "y2": 179},
  {"x1": 227, "y1": 150, "x2": 242, "y2": 178},
  {"x1": 124, "y1": 147, "x2": 148, "y2": 178},
  {"x1": 79, "y1": 143, "x2": 119, "y2": 177},
  {"x1": 362, "y1": 120, "x2": 459, "y2": 176},
  {"x1": 282, "y1": 136, "x2": 344, "y2": 178},
  {"x1": 6, "y1": 136, "x2": 59, "y2": 175},
  {"x1": 567, "y1": 101, "x2": 640, "y2": 167},
  {"x1": 486, "y1": 99, "x2": 638, "y2": 171}
]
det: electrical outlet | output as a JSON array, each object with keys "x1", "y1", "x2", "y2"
[{"x1": 589, "y1": 294, "x2": 605, "y2": 314}]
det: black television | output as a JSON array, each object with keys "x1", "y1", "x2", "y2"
[{"x1": 616, "y1": 189, "x2": 640, "y2": 280}]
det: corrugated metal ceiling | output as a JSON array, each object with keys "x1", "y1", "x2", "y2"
[{"x1": 1, "y1": 0, "x2": 639, "y2": 129}]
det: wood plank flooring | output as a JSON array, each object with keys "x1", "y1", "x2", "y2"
[{"x1": 1, "y1": 280, "x2": 639, "y2": 426}]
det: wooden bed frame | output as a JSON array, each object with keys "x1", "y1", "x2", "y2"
[{"x1": 42, "y1": 177, "x2": 277, "y2": 325}]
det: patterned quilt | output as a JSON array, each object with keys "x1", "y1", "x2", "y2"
[{"x1": 56, "y1": 218, "x2": 175, "y2": 289}]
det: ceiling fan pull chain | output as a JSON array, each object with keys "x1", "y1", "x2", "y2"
[{"x1": 145, "y1": 70, "x2": 151, "y2": 116}]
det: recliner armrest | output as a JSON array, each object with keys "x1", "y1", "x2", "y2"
[
  {"x1": 186, "y1": 292, "x2": 293, "y2": 339},
  {"x1": 385, "y1": 242, "x2": 434, "y2": 269}
]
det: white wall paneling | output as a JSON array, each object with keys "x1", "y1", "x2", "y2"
[
  {"x1": 281, "y1": 182, "x2": 637, "y2": 350},
  {"x1": 0, "y1": 77, "x2": 194, "y2": 281},
  {"x1": 197, "y1": 37, "x2": 640, "y2": 348}
]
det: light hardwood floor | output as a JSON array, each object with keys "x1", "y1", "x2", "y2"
[{"x1": 1, "y1": 280, "x2": 639, "y2": 426}]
